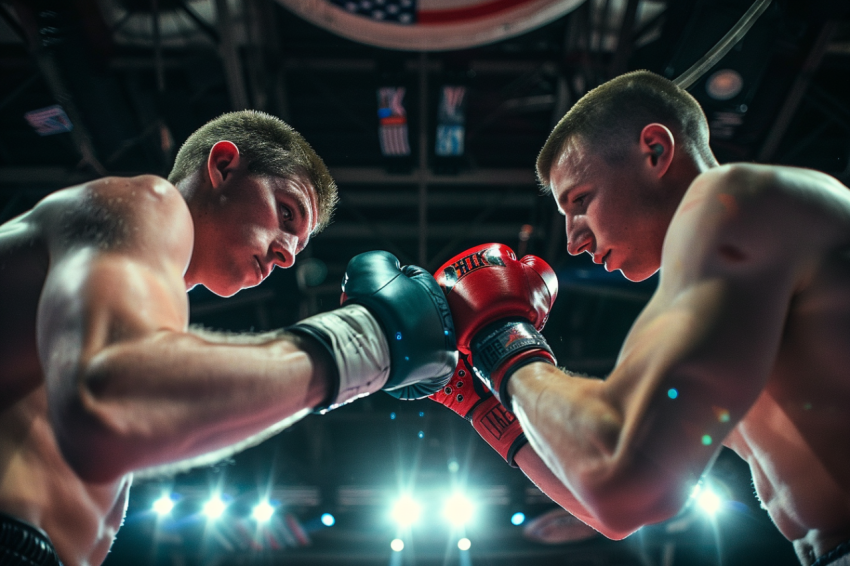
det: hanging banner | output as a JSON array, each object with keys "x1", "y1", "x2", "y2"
[
  {"x1": 24, "y1": 105, "x2": 73, "y2": 136},
  {"x1": 377, "y1": 86, "x2": 411, "y2": 157},
  {"x1": 435, "y1": 85, "x2": 466, "y2": 157},
  {"x1": 276, "y1": 0, "x2": 585, "y2": 51}
]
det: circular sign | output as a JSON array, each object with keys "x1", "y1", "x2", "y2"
[
  {"x1": 276, "y1": 0, "x2": 585, "y2": 51},
  {"x1": 706, "y1": 69, "x2": 744, "y2": 101}
]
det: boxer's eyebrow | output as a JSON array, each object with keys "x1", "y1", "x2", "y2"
[
  {"x1": 291, "y1": 190, "x2": 310, "y2": 226},
  {"x1": 280, "y1": 177, "x2": 317, "y2": 232},
  {"x1": 557, "y1": 183, "x2": 590, "y2": 211}
]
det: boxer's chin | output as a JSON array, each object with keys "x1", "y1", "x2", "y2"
[
  {"x1": 205, "y1": 275, "x2": 245, "y2": 298},
  {"x1": 619, "y1": 263, "x2": 658, "y2": 283}
]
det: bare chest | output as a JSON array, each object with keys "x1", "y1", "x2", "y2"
[
  {"x1": 724, "y1": 268, "x2": 850, "y2": 542},
  {"x1": 0, "y1": 385, "x2": 131, "y2": 565}
]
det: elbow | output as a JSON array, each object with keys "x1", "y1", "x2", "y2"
[
  {"x1": 572, "y1": 460, "x2": 688, "y2": 538},
  {"x1": 581, "y1": 514, "x2": 638, "y2": 541}
]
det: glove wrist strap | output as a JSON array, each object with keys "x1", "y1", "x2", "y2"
[
  {"x1": 288, "y1": 305, "x2": 390, "y2": 412},
  {"x1": 470, "y1": 319, "x2": 556, "y2": 404},
  {"x1": 469, "y1": 396, "x2": 528, "y2": 467}
]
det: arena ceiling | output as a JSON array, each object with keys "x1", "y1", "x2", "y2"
[{"x1": 1, "y1": 0, "x2": 849, "y2": 564}]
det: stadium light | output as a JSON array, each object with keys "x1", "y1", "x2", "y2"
[
  {"x1": 391, "y1": 495, "x2": 421, "y2": 527},
  {"x1": 321, "y1": 513, "x2": 335, "y2": 527},
  {"x1": 391, "y1": 538, "x2": 405, "y2": 552},
  {"x1": 442, "y1": 493, "x2": 475, "y2": 527},
  {"x1": 252, "y1": 500, "x2": 275, "y2": 523},
  {"x1": 697, "y1": 488, "x2": 723, "y2": 515},
  {"x1": 202, "y1": 495, "x2": 226, "y2": 520},
  {"x1": 457, "y1": 537, "x2": 471, "y2": 551},
  {"x1": 152, "y1": 494, "x2": 174, "y2": 516},
  {"x1": 511, "y1": 512, "x2": 526, "y2": 526}
]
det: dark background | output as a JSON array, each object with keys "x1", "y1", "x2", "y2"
[{"x1": 2, "y1": 0, "x2": 849, "y2": 564}]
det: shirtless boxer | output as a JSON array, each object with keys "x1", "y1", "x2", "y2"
[
  {"x1": 437, "y1": 71, "x2": 850, "y2": 566},
  {"x1": 0, "y1": 110, "x2": 460, "y2": 565}
]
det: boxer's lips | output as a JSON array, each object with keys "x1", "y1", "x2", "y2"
[
  {"x1": 593, "y1": 250, "x2": 612, "y2": 270},
  {"x1": 592, "y1": 250, "x2": 607, "y2": 264}
]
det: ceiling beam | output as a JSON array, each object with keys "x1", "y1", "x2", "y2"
[
  {"x1": 318, "y1": 222, "x2": 538, "y2": 240},
  {"x1": 757, "y1": 21, "x2": 838, "y2": 162},
  {"x1": 0, "y1": 166, "x2": 539, "y2": 190},
  {"x1": 214, "y1": 0, "x2": 249, "y2": 110},
  {"x1": 608, "y1": 0, "x2": 640, "y2": 76},
  {"x1": 329, "y1": 167, "x2": 536, "y2": 186},
  {"x1": 341, "y1": 192, "x2": 538, "y2": 208}
]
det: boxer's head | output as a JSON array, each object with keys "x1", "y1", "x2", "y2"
[
  {"x1": 170, "y1": 110, "x2": 338, "y2": 297},
  {"x1": 536, "y1": 71, "x2": 717, "y2": 282}
]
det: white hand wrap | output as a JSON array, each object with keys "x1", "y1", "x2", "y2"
[{"x1": 295, "y1": 304, "x2": 390, "y2": 410}]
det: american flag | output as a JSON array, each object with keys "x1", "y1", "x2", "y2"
[
  {"x1": 377, "y1": 86, "x2": 410, "y2": 157},
  {"x1": 24, "y1": 105, "x2": 73, "y2": 136},
  {"x1": 330, "y1": 0, "x2": 416, "y2": 24},
  {"x1": 280, "y1": 0, "x2": 583, "y2": 51}
]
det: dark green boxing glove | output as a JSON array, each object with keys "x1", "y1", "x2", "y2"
[{"x1": 289, "y1": 251, "x2": 457, "y2": 410}]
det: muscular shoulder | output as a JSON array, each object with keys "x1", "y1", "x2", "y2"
[
  {"x1": 35, "y1": 175, "x2": 193, "y2": 267},
  {"x1": 668, "y1": 164, "x2": 850, "y2": 274},
  {"x1": 685, "y1": 164, "x2": 849, "y2": 230}
]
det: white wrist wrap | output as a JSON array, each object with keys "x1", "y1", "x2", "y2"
[{"x1": 299, "y1": 304, "x2": 390, "y2": 410}]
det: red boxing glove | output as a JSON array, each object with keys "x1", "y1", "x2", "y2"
[
  {"x1": 435, "y1": 244, "x2": 558, "y2": 406},
  {"x1": 429, "y1": 357, "x2": 527, "y2": 466}
]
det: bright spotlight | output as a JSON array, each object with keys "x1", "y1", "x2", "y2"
[
  {"x1": 202, "y1": 495, "x2": 226, "y2": 519},
  {"x1": 391, "y1": 538, "x2": 405, "y2": 552},
  {"x1": 321, "y1": 513, "x2": 335, "y2": 527},
  {"x1": 391, "y1": 495, "x2": 421, "y2": 526},
  {"x1": 458, "y1": 537, "x2": 471, "y2": 551},
  {"x1": 697, "y1": 488, "x2": 722, "y2": 515},
  {"x1": 152, "y1": 494, "x2": 174, "y2": 516},
  {"x1": 442, "y1": 493, "x2": 475, "y2": 526},
  {"x1": 252, "y1": 500, "x2": 275, "y2": 523},
  {"x1": 511, "y1": 512, "x2": 525, "y2": 526}
]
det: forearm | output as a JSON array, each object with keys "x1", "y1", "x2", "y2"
[
  {"x1": 509, "y1": 362, "x2": 620, "y2": 480},
  {"x1": 510, "y1": 361, "x2": 715, "y2": 533},
  {"x1": 64, "y1": 329, "x2": 330, "y2": 481},
  {"x1": 507, "y1": 362, "x2": 644, "y2": 527}
]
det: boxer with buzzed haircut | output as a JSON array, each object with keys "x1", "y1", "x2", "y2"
[
  {"x1": 442, "y1": 71, "x2": 850, "y2": 566},
  {"x1": 0, "y1": 110, "x2": 459, "y2": 565}
]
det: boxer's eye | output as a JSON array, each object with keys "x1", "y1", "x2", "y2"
[
  {"x1": 278, "y1": 202, "x2": 293, "y2": 221},
  {"x1": 573, "y1": 194, "x2": 587, "y2": 206}
]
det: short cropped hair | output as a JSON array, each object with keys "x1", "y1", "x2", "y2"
[
  {"x1": 536, "y1": 70, "x2": 712, "y2": 188},
  {"x1": 168, "y1": 110, "x2": 338, "y2": 233}
]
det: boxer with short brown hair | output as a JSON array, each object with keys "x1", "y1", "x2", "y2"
[
  {"x1": 0, "y1": 110, "x2": 457, "y2": 565},
  {"x1": 448, "y1": 70, "x2": 850, "y2": 566}
]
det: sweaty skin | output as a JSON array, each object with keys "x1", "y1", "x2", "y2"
[
  {"x1": 0, "y1": 159, "x2": 330, "y2": 565},
  {"x1": 510, "y1": 147, "x2": 850, "y2": 564}
]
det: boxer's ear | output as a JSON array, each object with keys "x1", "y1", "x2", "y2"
[
  {"x1": 206, "y1": 140, "x2": 241, "y2": 189},
  {"x1": 639, "y1": 123, "x2": 674, "y2": 178}
]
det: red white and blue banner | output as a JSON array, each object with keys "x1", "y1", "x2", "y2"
[
  {"x1": 24, "y1": 105, "x2": 73, "y2": 136},
  {"x1": 276, "y1": 0, "x2": 585, "y2": 51},
  {"x1": 435, "y1": 85, "x2": 466, "y2": 156},
  {"x1": 377, "y1": 86, "x2": 411, "y2": 156}
]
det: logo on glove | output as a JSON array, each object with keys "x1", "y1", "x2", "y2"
[
  {"x1": 481, "y1": 403, "x2": 517, "y2": 440},
  {"x1": 440, "y1": 247, "x2": 509, "y2": 293},
  {"x1": 505, "y1": 326, "x2": 527, "y2": 347}
]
